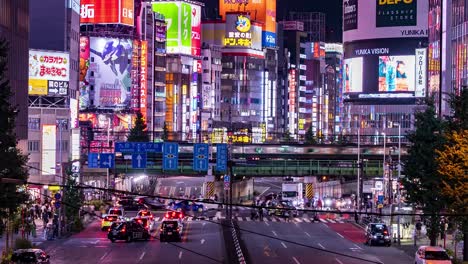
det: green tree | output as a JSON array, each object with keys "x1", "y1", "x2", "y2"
[
  {"x1": 162, "y1": 122, "x2": 169, "y2": 141},
  {"x1": 0, "y1": 39, "x2": 29, "y2": 251},
  {"x1": 62, "y1": 170, "x2": 84, "y2": 232},
  {"x1": 446, "y1": 87, "x2": 468, "y2": 131},
  {"x1": 305, "y1": 126, "x2": 317, "y2": 144},
  {"x1": 401, "y1": 99, "x2": 446, "y2": 246},
  {"x1": 127, "y1": 111, "x2": 149, "y2": 142}
]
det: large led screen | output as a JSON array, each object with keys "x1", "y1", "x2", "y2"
[
  {"x1": 89, "y1": 37, "x2": 132, "y2": 108},
  {"x1": 378, "y1": 56, "x2": 415, "y2": 92},
  {"x1": 343, "y1": 57, "x2": 363, "y2": 93}
]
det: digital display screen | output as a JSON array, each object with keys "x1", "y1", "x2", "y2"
[
  {"x1": 343, "y1": 57, "x2": 363, "y2": 93},
  {"x1": 378, "y1": 56, "x2": 415, "y2": 92}
]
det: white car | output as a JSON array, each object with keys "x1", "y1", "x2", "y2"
[
  {"x1": 196, "y1": 198, "x2": 219, "y2": 211},
  {"x1": 414, "y1": 246, "x2": 452, "y2": 264}
]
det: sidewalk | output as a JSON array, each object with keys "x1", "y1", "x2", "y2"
[
  {"x1": 0, "y1": 218, "x2": 47, "y2": 252},
  {"x1": 394, "y1": 234, "x2": 464, "y2": 261}
]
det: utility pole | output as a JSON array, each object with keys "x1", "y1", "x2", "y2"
[
  {"x1": 397, "y1": 123, "x2": 402, "y2": 245},
  {"x1": 356, "y1": 125, "x2": 361, "y2": 211}
]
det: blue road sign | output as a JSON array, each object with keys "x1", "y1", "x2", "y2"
[
  {"x1": 132, "y1": 153, "x2": 147, "y2": 169},
  {"x1": 163, "y1": 142, "x2": 179, "y2": 170},
  {"x1": 193, "y1": 143, "x2": 209, "y2": 171},
  {"x1": 88, "y1": 153, "x2": 99, "y2": 168},
  {"x1": 55, "y1": 201, "x2": 61, "y2": 209},
  {"x1": 115, "y1": 142, "x2": 163, "y2": 153},
  {"x1": 216, "y1": 144, "x2": 228, "y2": 172},
  {"x1": 99, "y1": 153, "x2": 115, "y2": 168},
  {"x1": 224, "y1": 175, "x2": 230, "y2": 183},
  {"x1": 54, "y1": 193, "x2": 62, "y2": 200},
  {"x1": 377, "y1": 195, "x2": 384, "y2": 205}
]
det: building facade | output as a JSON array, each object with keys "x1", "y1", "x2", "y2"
[{"x1": 288, "y1": 12, "x2": 326, "y2": 42}]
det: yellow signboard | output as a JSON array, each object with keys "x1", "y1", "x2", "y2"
[{"x1": 28, "y1": 79, "x2": 48, "y2": 95}]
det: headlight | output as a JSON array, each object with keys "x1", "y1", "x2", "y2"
[
  {"x1": 373, "y1": 235, "x2": 377, "y2": 239},
  {"x1": 325, "y1": 199, "x2": 332, "y2": 206},
  {"x1": 292, "y1": 201, "x2": 298, "y2": 206},
  {"x1": 384, "y1": 236, "x2": 389, "y2": 239}
]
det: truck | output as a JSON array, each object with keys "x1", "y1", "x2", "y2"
[{"x1": 281, "y1": 182, "x2": 304, "y2": 208}]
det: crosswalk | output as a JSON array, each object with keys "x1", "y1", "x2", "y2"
[{"x1": 150, "y1": 216, "x2": 346, "y2": 224}]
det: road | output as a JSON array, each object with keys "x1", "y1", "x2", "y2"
[
  {"x1": 155, "y1": 176, "x2": 205, "y2": 198},
  {"x1": 237, "y1": 218, "x2": 413, "y2": 264},
  {"x1": 40, "y1": 210, "x2": 225, "y2": 264}
]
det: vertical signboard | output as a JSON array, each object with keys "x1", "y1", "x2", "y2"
[
  {"x1": 79, "y1": 36, "x2": 90, "y2": 109},
  {"x1": 216, "y1": 144, "x2": 228, "y2": 172},
  {"x1": 343, "y1": 0, "x2": 358, "y2": 31},
  {"x1": 41, "y1": 125, "x2": 56, "y2": 175},
  {"x1": 152, "y1": 2, "x2": 192, "y2": 55},
  {"x1": 29, "y1": 50, "x2": 70, "y2": 96},
  {"x1": 140, "y1": 40, "x2": 148, "y2": 120},
  {"x1": 415, "y1": 48, "x2": 427, "y2": 97},
  {"x1": 191, "y1": 4, "x2": 201, "y2": 56},
  {"x1": 80, "y1": 0, "x2": 134, "y2": 26}
]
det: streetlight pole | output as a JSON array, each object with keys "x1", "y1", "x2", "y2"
[
  {"x1": 357, "y1": 125, "x2": 361, "y2": 211},
  {"x1": 382, "y1": 133, "x2": 386, "y2": 200},
  {"x1": 396, "y1": 123, "x2": 401, "y2": 245}
]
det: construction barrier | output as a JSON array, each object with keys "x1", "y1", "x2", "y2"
[
  {"x1": 205, "y1": 181, "x2": 215, "y2": 198},
  {"x1": 305, "y1": 183, "x2": 314, "y2": 199}
]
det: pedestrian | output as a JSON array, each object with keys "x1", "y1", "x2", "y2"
[
  {"x1": 258, "y1": 207, "x2": 264, "y2": 221},
  {"x1": 35, "y1": 204, "x2": 41, "y2": 219},
  {"x1": 288, "y1": 210, "x2": 294, "y2": 222},
  {"x1": 354, "y1": 210, "x2": 359, "y2": 224},
  {"x1": 42, "y1": 211, "x2": 49, "y2": 227}
]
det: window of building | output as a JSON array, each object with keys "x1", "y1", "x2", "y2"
[
  {"x1": 28, "y1": 118, "x2": 40, "y2": 130},
  {"x1": 56, "y1": 140, "x2": 69, "y2": 152},
  {"x1": 28, "y1": 141, "x2": 40, "y2": 152}
]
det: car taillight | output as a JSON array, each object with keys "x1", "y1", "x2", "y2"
[
  {"x1": 160, "y1": 228, "x2": 163, "y2": 232},
  {"x1": 165, "y1": 213, "x2": 169, "y2": 218},
  {"x1": 179, "y1": 214, "x2": 183, "y2": 219},
  {"x1": 383, "y1": 230, "x2": 388, "y2": 235},
  {"x1": 121, "y1": 228, "x2": 126, "y2": 233},
  {"x1": 176, "y1": 228, "x2": 180, "y2": 232}
]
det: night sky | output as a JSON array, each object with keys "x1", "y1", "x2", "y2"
[{"x1": 277, "y1": 0, "x2": 343, "y2": 42}]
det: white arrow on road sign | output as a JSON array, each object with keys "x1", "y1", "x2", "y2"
[
  {"x1": 49, "y1": 88, "x2": 58, "y2": 93},
  {"x1": 137, "y1": 154, "x2": 142, "y2": 167}
]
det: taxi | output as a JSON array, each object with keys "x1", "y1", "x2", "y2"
[{"x1": 101, "y1": 215, "x2": 121, "y2": 231}]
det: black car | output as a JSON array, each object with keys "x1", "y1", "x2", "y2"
[
  {"x1": 11, "y1": 249, "x2": 50, "y2": 263},
  {"x1": 365, "y1": 223, "x2": 391, "y2": 246},
  {"x1": 118, "y1": 198, "x2": 147, "y2": 211},
  {"x1": 160, "y1": 220, "x2": 183, "y2": 242},
  {"x1": 108, "y1": 221, "x2": 151, "y2": 243}
]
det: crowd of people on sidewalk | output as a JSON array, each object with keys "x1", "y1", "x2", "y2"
[{"x1": 0, "y1": 202, "x2": 60, "y2": 241}]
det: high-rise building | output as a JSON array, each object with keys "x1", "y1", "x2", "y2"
[
  {"x1": 0, "y1": 0, "x2": 29, "y2": 142},
  {"x1": 288, "y1": 12, "x2": 326, "y2": 42},
  {"x1": 342, "y1": 0, "x2": 428, "y2": 143},
  {"x1": 27, "y1": 0, "x2": 80, "y2": 193},
  {"x1": 325, "y1": 43, "x2": 343, "y2": 138}
]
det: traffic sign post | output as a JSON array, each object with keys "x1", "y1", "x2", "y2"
[
  {"x1": 216, "y1": 144, "x2": 228, "y2": 172},
  {"x1": 132, "y1": 153, "x2": 147, "y2": 169},
  {"x1": 99, "y1": 153, "x2": 115, "y2": 169},
  {"x1": 193, "y1": 143, "x2": 209, "y2": 171},
  {"x1": 88, "y1": 153, "x2": 99, "y2": 168},
  {"x1": 163, "y1": 142, "x2": 179, "y2": 170}
]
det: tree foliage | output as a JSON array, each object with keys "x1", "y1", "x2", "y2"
[
  {"x1": 162, "y1": 122, "x2": 169, "y2": 141},
  {"x1": 127, "y1": 111, "x2": 149, "y2": 142},
  {"x1": 305, "y1": 126, "x2": 317, "y2": 144},
  {"x1": 63, "y1": 171, "x2": 84, "y2": 232},
  {"x1": 0, "y1": 39, "x2": 29, "y2": 219},
  {"x1": 401, "y1": 99, "x2": 446, "y2": 246},
  {"x1": 446, "y1": 87, "x2": 468, "y2": 131}
]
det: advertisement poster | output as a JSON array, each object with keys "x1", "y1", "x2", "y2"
[
  {"x1": 378, "y1": 55, "x2": 415, "y2": 92},
  {"x1": 343, "y1": 0, "x2": 358, "y2": 31},
  {"x1": 376, "y1": 0, "x2": 417, "y2": 27},
  {"x1": 191, "y1": 4, "x2": 201, "y2": 56},
  {"x1": 89, "y1": 37, "x2": 132, "y2": 108},
  {"x1": 152, "y1": 2, "x2": 192, "y2": 55},
  {"x1": 219, "y1": 0, "x2": 277, "y2": 34},
  {"x1": 29, "y1": 50, "x2": 70, "y2": 96},
  {"x1": 80, "y1": 0, "x2": 134, "y2": 26},
  {"x1": 224, "y1": 14, "x2": 252, "y2": 48},
  {"x1": 79, "y1": 36, "x2": 90, "y2": 109},
  {"x1": 415, "y1": 48, "x2": 427, "y2": 97},
  {"x1": 343, "y1": 57, "x2": 363, "y2": 93}
]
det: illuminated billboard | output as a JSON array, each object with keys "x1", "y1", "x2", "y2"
[
  {"x1": 343, "y1": 57, "x2": 363, "y2": 93},
  {"x1": 343, "y1": 38, "x2": 426, "y2": 100},
  {"x1": 140, "y1": 40, "x2": 148, "y2": 121},
  {"x1": 219, "y1": 0, "x2": 276, "y2": 47},
  {"x1": 79, "y1": 36, "x2": 90, "y2": 109},
  {"x1": 41, "y1": 125, "x2": 56, "y2": 175},
  {"x1": 343, "y1": 0, "x2": 427, "y2": 42},
  {"x1": 191, "y1": 4, "x2": 201, "y2": 56},
  {"x1": 378, "y1": 55, "x2": 415, "y2": 92},
  {"x1": 224, "y1": 14, "x2": 252, "y2": 48},
  {"x1": 80, "y1": 0, "x2": 134, "y2": 26},
  {"x1": 152, "y1": 2, "x2": 192, "y2": 55},
  {"x1": 89, "y1": 37, "x2": 133, "y2": 108},
  {"x1": 29, "y1": 50, "x2": 69, "y2": 96}
]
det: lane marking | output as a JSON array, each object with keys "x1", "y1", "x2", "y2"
[
  {"x1": 336, "y1": 232, "x2": 345, "y2": 239},
  {"x1": 281, "y1": 242, "x2": 287, "y2": 248},
  {"x1": 237, "y1": 217, "x2": 243, "y2": 221},
  {"x1": 318, "y1": 243, "x2": 325, "y2": 249},
  {"x1": 202, "y1": 222, "x2": 206, "y2": 226},
  {"x1": 272, "y1": 231, "x2": 278, "y2": 237},
  {"x1": 178, "y1": 251, "x2": 183, "y2": 259},
  {"x1": 139, "y1": 251, "x2": 146, "y2": 261},
  {"x1": 328, "y1": 219, "x2": 336, "y2": 223},
  {"x1": 304, "y1": 232, "x2": 311, "y2": 237},
  {"x1": 335, "y1": 258, "x2": 344, "y2": 264},
  {"x1": 353, "y1": 244, "x2": 362, "y2": 250},
  {"x1": 322, "y1": 223, "x2": 329, "y2": 228},
  {"x1": 201, "y1": 239, "x2": 205, "y2": 244},
  {"x1": 100, "y1": 252, "x2": 108, "y2": 261},
  {"x1": 264, "y1": 221, "x2": 270, "y2": 226},
  {"x1": 319, "y1": 218, "x2": 327, "y2": 223},
  {"x1": 303, "y1": 218, "x2": 311, "y2": 223},
  {"x1": 292, "y1": 256, "x2": 301, "y2": 264},
  {"x1": 154, "y1": 217, "x2": 160, "y2": 221},
  {"x1": 294, "y1": 218, "x2": 302, "y2": 223}
]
